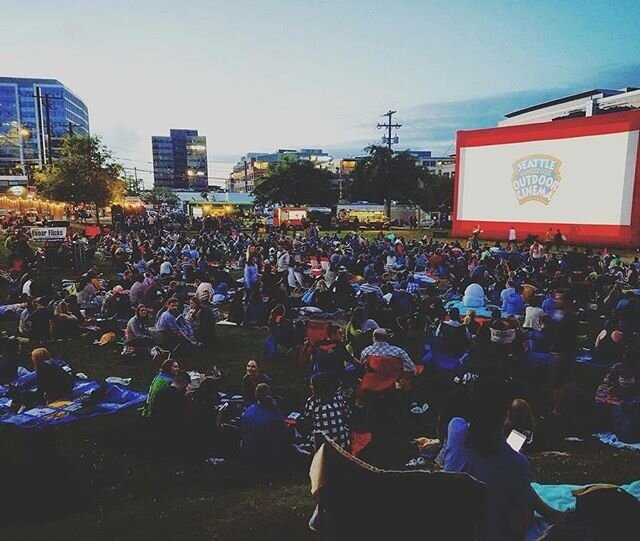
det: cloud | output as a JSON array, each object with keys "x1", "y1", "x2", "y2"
[{"x1": 328, "y1": 62, "x2": 640, "y2": 157}]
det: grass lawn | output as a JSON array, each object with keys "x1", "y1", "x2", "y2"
[
  {"x1": 1, "y1": 231, "x2": 640, "y2": 540},
  {"x1": 2, "y1": 322, "x2": 640, "y2": 540}
]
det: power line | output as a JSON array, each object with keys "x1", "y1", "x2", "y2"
[{"x1": 376, "y1": 110, "x2": 401, "y2": 150}]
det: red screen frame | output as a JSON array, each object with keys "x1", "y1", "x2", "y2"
[{"x1": 453, "y1": 110, "x2": 640, "y2": 247}]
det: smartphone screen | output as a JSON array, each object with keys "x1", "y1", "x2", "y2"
[{"x1": 506, "y1": 429, "x2": 527, "y2": 452}]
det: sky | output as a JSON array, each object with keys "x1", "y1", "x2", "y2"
[{"x1": 2, "y1": 0, "x2": 639, "y2": 187}]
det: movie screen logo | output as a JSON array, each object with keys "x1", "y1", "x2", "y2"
[{"x1": 511, "y1": 154, "x2": 562, "y2": 205}]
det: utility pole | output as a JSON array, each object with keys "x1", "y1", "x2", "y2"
[
  {"x1": 33, "y1": 89, "x2": 64, "y2": 168},
  {"x1": 377, "y1": 110, "x2": 402, "y2": 150},
  {"x1": 68, "y1": 121, "x2": 74, "y2": 136},
  {"x1": 376, "y1": 110, "x2": 402, "y2": 219},
  {"x1": 35, "y1": 87, "x2": 45, "y2": 169},
  {"x1": 42, "y1": 94, "x2": 53, "y2": 165},
  {"x1": 243, "y1": 158, "x2": 249, "y2": 192}
]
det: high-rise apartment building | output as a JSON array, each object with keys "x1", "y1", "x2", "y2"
[
  {"x1": 0, "y1": 77, "x2": 89, "y2": 175},
  {"x1": 152, "y1": 129, "x2": 208, "y2": 190}
]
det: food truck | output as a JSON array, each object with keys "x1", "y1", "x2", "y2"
[
  {"x1": 335, "y1": 203, "x2": 388, "y2": 229},
  {"x1": 273, "y1": 206, "x2": 308, "y2": 229}
]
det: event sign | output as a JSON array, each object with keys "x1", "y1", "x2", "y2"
[{"x1": 30, "y1": 227, "x2": 67, "y2": 241}]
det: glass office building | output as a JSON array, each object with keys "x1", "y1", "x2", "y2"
[
  {"x1": 152, "y1": 129, "x2": 208, "y2": 190},
  {"x1": 0, "y1": 77, "x2": 89, "y2": 176}
]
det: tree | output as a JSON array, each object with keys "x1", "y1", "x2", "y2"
[
  {"x1": 142, "y1": 186, "x2": 180, "y2": 207},
  {"x1": 252, "y1": 160, "x2": 337, "y2": 207},
  {"x1": 34, "y1": 135, "x2": 125, "y2": 224},
  {"x1": 348, "y1": 146, "x2": 424, "y2": 216},
  {"x1": 415, "y1": 171, "x2": 454, "y2": 214},
  {"x1": 348, "y1": 146, "x2": 454, "y2": 217}
]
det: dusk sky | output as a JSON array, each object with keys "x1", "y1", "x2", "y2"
[{"x1": 2, "y1": 0, "x2": 639, "y2": 186}]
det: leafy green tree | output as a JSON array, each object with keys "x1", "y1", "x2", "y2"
[
  {"x1": 348, "y1": 145, "x2": 454, "y2": 216},
  {"x1": 34, "y1": 135, "x2": 125, "y2": 224},
  {"x1": 416, "y1": 171, "x2": 454, "y2": 214},
  {"x1": 252, "y1": 160, "x2": 337, "y2": 206},
  {"x1": 348, "y1": 146, "x2": 423, "y2": 216},
  {"x1": 142, "y1": 186, "x2": 180, "y2": 206}
]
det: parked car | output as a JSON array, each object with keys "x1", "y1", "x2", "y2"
[{"x1": 419, "y1": 217, "x2": 436, "y2": 228}]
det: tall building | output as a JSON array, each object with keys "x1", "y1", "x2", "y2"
[
  {"x1": 152, "y1": 129, "x2": 208, "y2": 190},
  {"x1": 0, "y1": 77, "x2": 89, "y2": 176}
]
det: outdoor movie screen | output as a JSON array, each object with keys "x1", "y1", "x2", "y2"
[{"x1": 453, "y1": 110, "x2": 640, "y2": 246}]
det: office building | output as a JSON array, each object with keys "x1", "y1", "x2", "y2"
[
  {"x1": 0, "y1": 77, "x2": 89, "y2": 176},
  {"x1": 409, "y1": 150, "x2": 456, "y2": 178},
  {"x1": 230, "y1": 148, "x2": 332, "y2": 192},
  {"x1": 152, "y1": 129, "x2": 208, "y2": 190}
]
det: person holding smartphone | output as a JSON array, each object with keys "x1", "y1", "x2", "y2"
[{"x1": 443, "y1": 379, "x2": 564, "y2": 540}]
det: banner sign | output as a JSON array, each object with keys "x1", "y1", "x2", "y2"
[{"x1": 30, "y1": 227, "x2": 67, "y2": 241}]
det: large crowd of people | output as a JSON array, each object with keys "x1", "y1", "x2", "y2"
[{"x1": 2, "y1": 209, "x2": 640, "y2": 540}]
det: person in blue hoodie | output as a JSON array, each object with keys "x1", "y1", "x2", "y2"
[{"x1": 502, "y1": 284, "x2": 525, "y2": 316}]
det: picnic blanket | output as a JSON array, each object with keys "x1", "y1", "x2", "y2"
[
  {"x1": 0, "y1": 371, "x2": 146, "y2": 429},
  {"x1": 533, "y1": 481, "x2": 640, "y2": 511},
  {"x1": 0, "y1": 302, "x2": 26, "y2": 319},
  {"x1": 444, "y1": 299, "x2": 501, "y2": 318},
  {"x1": 594, "y1": 432, "x2": 640, "y2": 452},
  {"x1": 412, "y1": 272, "x2": 438, "y2": 286}
]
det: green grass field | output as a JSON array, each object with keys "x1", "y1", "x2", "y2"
[
  {"x1": 2, "y1": 230, "x2": 640, "y2": 540},
  {"x1": 2, "y1": 321, "x2": 640, "y2": 540}
]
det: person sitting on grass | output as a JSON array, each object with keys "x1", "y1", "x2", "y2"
[
  {"x1": 268, "y1": 304, "x2": 298, "y2": 351},
  {"x1": 183, "y1": 297, "x2": 217, "y2": 347},
  {"x1": 52, "y1": 300, "x2": 81, "y2": 340},
  {"x1": 436, "y1": 307, "x2": 470, "y2": 356},
  {"x1": 142, "y1": 358, "x2": 180, "y2": 417},
  {"x1": 31, "y1": 347, "x2": 75, "y2": 404},
  {"x1": 101, "y1": 284, "x2": 132, "y2": 320},
  {"x1": 29, "y1": 297, "x2": 53, "y2": 344},
  {"x1": 0, "y1": 338, "x2": 29, "y2": 385},
  {"x1": 151, "y1": 370, "x2": 191, "y2": 433},
  {"x1": 154, "y1": 297, "x2": 197, "y2": 352},
  {"x1": 345, "y1": 307, "x2": 379, "y2": 358},
  {"x1": 301, "y1": 372, "x2": 352, "y2": 452},
  {"x1": 240, "y1": 383, "x2": 286, "y2": 466},
  {"x1": 125, "y1": 304, "x2": 155, "y2": 348},
  {"x1": 311, "y1": 325, "x2": 360, "y2": 389},
  {"x1": 595, "y1": 348, "x2": 640, "y2": 442},
  {"x1": 242, "y1": 359, "x2": 272, "y2": 405},
  {"x1": 443, "y1": 378, "x2": 564, "y2": 540}
]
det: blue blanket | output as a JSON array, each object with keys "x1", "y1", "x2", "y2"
[
  {"x1": 533, "y1": 481, "x2": 640, "y2": 511},
  {"x1": 0, "y1": 372, "x2": 146, "y2": 429},
  {"x1": 0, "y1": 302, "x2": 26, "y2": 319},
  {"x1": 444, "y1": 300, "x2": 501, "y2": 318},
  {"x1": 594, "y1": 432, "x2": 640, "y2": 452}
]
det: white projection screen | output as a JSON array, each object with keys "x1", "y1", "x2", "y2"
[
  {"x1": 453, "y1": 111, "x2": 640, "y2": 246},
  {"x1": 457, "y1": 131, "x2": 638, "y2": 225}
]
